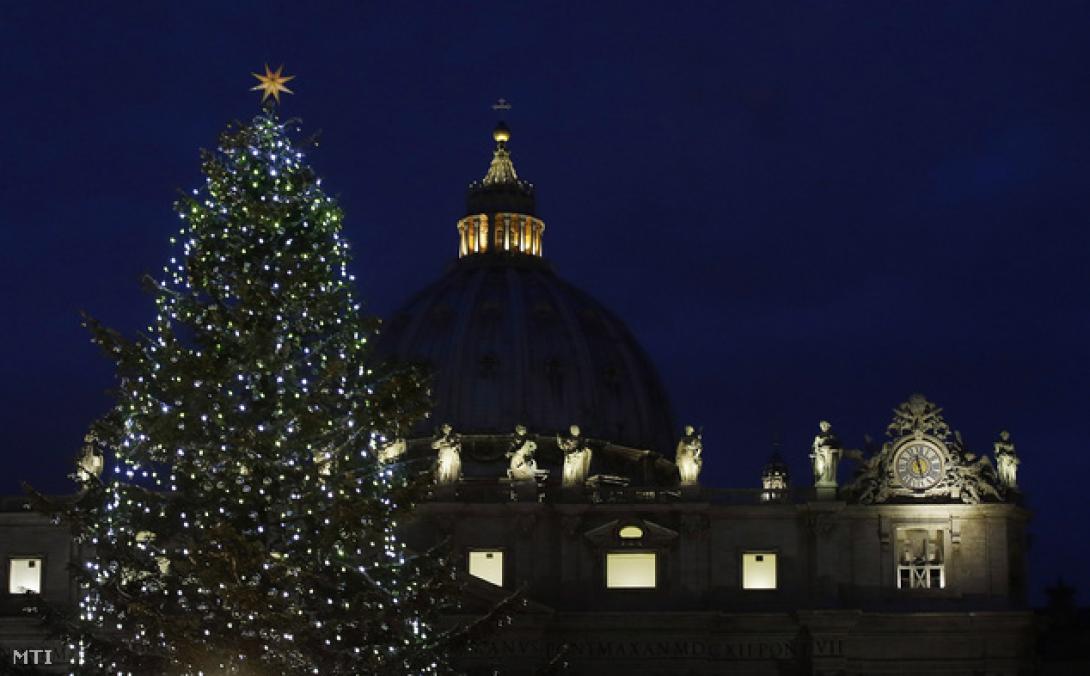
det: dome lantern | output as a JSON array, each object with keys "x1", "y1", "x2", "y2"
[{"x1": 458, "y1": 120, "x2": 546, "y2": 258}]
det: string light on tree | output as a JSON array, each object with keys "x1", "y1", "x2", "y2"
[{"x1": 32, "y1": 70, "x2": 494, "y2": 675}]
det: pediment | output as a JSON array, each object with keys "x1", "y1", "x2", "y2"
[{"x1": 582, "y1": 518, "x2": 678, "y2": 547}]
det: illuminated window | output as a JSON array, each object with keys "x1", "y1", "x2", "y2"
[
  {"x1": 618, "y1": 525, "x2": 644, "y2": 539},
  {"x1": 8, "y1": 558, "x2": 42, "y2": 594},
  {"x1": 468, "y1": 550, "x2": 504, "y2": 587},
  {"x1": 606, "y1": 552, "x2": 656, "y2": 589},
  {"x1": 742, "y1": 552, "x2": 777, "y2": 590},
  {"x1": 896, "y1": 528, "x2": 945, "y2": 589}
]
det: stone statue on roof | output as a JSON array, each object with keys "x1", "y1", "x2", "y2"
[
  {"x1": 507, "y1": 424, "x2": 539, "y2": 481},
  {"x1": 994, "y1": 430, "x2": 1020, "y2": 491},
  {"x1": 558, "y1": 424, "x2": 592, "y2": 488},
  {"x1": 676, "y1": 425, "x2": 703, "y2": 485},
  {"x1": 432, "y1": 423, "x2": 462, "y2": 486},
  {"x1": 811, "y1": 420, "x2": 842, "y2": 487},
  {"x1": 75, "y1": 432, "x2": 104, "y2": 484}
]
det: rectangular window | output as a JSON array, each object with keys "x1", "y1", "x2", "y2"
[
  {"x1": 8, "y1": 558, "x2": 43, "y2": 594},
  {"x1": 606, "y1": 552, "x2": 657, "y2": 589},
  {"x1": 468, "y1": 550, "x2": 504, "y2": 587},
  {"x1": 742, "y1": 552, "x2": 777, "y2": 590},
  {"x1": 896, "y1": 528, "x2": 945, "y2": 589}
]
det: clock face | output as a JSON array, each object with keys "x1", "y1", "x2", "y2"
[{"x1": 894, "y1": 443, "x2": 945, "y2": 491}]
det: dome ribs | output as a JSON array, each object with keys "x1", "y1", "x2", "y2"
[{"x1": 375, "y1": 257, "x2": 675, "y2": 454}]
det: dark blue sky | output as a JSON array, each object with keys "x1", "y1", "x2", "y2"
[{"x1": 2, "y1": 2, "x2": 1088, "y2": 604}]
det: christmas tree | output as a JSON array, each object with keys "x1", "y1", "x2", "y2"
[{"x1": 40, "y1": 96, "x2": 469, "y2": 674}]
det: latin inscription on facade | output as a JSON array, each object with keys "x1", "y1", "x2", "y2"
[{"x1": 474, "y1": 637, "x2": 844, "y2": 662}]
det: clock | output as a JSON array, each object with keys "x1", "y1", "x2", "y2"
[{"x1": 894, "y1": 442, "x2": 945, "y2": 491}]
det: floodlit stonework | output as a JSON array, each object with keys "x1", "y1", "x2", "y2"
[{"x1": 401, "y1": 401, "x2": 1033, "y2": 675}]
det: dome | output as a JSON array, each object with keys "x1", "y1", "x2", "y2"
[
  {"x1": 377, "y1": 254, "x2": 676, "y2": 452},
  {"x1": 376, "y1": 118, "x2": 676, "y2": 458}
]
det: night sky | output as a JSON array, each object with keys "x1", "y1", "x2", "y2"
[{"x1": 3, "y1": 2, "x2": 1088, "y2": 605}]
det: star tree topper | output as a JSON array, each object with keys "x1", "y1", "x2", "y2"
[{"x1": 251, "y1": 64, "x2": 295, "y2": 103}]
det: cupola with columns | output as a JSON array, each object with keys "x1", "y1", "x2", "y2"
[{"x1": 458, "y1": 121, "x2": 546, "y2": 258}]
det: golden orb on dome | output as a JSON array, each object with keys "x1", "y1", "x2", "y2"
[{"x1": 493, "y1": 122, "x2": 511, "y2": 144}]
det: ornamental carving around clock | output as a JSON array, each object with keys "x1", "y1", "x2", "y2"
[{"x1": 843, "y1": 394, "x2": 1007, "y2": 505}]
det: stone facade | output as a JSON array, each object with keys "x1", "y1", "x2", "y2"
[
  {"x1": 0, "y1": 489, "x2": 1039, "y2": 675},
  {"x1": 411, "y1": 495, "x2": 1033, "y2": 675},
  {"x1": 0, "y1": 390, "x2": 1040, "y2": 676}
]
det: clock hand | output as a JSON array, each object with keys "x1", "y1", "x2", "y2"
[{"x1": 913, "y1": 457, "x2": 927, "y2": 476}]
